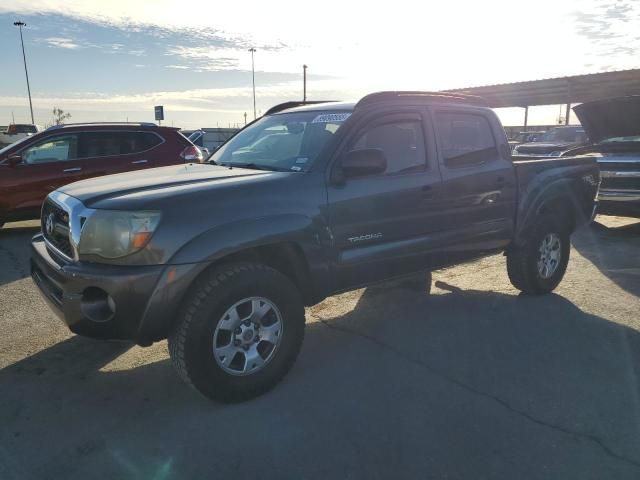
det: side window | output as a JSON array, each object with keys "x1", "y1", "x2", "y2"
[
  {"x1": 80, "y1": 131, "x2": 162, "y2": 158},
  {"x1": 130, "y1": 132, "x2": 162, "y2": 152},
  {"x1": 435, "y1": 112, "x2": 496, "y2": 168},
  {"x1": 352, "y1": 120, "x2": 426, "y2": 175},
  {"x1": 22, "y1": 135, "x2": 79, "y2": 164}
]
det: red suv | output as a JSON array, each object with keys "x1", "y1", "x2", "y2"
[{"x1": 0, "y1": 123, "x2": 202, "y2": 227}]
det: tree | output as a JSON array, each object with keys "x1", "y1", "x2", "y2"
[{"x1": 52, "y1": 107, "x2": 71, "y2": 125}]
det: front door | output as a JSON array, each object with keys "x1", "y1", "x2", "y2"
[
  {"x1": 327, "y1": 110, "x2": 444, "y2": 291},
  {"x1": 6, "y1": 133, "x2": 87, "y2": 218}
]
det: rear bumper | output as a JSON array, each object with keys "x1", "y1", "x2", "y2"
[{"x1": 31, "y1": 234, "x2": 206, "y2": 344}]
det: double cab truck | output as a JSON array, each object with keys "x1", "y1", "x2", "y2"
[{"x1": 30, "y1": 92, "x2": 599, "y2": 402}]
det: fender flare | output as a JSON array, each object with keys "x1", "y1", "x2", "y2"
[
  {"x1": 514, "y1": 167, "x2": 588, "y2": 245},
  {"x1": 168, "y1": 214, "x2": 325, "y2": 265}
]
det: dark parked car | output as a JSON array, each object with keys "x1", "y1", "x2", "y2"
[
  {"x1": 508, "y1": 130, "x2": 545, "y2": 151},
  {"x1": 0, "y1": 123, "x2": 202, "y2": 227},
  {"x1": 31, "y1": 92, "x2": 598, "y2": 402},
  {"x1": 565, "y1": 96, "x2": 640, "y2": 217},
  {"x1": 512, "y1": 125, "x2": 588, "y2": 156}
]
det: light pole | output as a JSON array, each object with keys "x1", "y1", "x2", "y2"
[
  {"x1": 303, "y1": 64, "x2": 307, "y2": 102},
  {"x1": 13, "y1": 21, "x2": 34, "y2": 125},
  {"x1": 248, "y1": 47, "x2": 256, "y2": 119}
]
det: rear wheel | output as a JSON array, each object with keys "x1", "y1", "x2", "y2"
[
  {"x1": 168, "y1": 262, "x2": 305, "y2": 403},
  {"x1": 507, "y1": 216, "x2": 570, "y2": 294}
]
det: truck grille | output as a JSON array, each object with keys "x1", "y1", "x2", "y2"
[{"x1": 41, "y1": 199, "x2": 74, "y2": 259}]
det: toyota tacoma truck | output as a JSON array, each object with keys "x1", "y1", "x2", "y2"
[{"x1": 30, "y1": 92, "x2": 599, "y2": 402}]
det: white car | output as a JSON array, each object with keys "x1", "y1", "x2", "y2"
[{"x1": 0, "y1": 124, "x2": 39, "y2": 146}]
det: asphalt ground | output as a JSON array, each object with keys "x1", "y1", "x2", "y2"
[{"x1": 1, "y1": 215, "x2": 639, "y2": 479}]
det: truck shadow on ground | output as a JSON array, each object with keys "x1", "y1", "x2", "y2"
[
  {"x1": 2, "y1": 280, "x2": 640, "y2": 479},
  {"x1": 572, "y1": 218, "x2": 640, "y2": 297},
  {"x1": 0, "y1": 225, "x2": 40, "y2": 287}
]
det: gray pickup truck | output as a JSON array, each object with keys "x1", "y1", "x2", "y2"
[{"x1": 31, "y1": 92, "x2": 599, "y2": 402}]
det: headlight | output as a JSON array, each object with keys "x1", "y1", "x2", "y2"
[
  {"x1": 512, "y1": 147, "x2": 519, "y2": 154},
  {"x1": 78, "y1": 210, "x2": 161, "y2": 259},
  {"x1": 549, "y1": 150, "x2": 562, "y2": 157}
]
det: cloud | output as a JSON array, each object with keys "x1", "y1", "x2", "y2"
[
  {"x1": 572, "y1": 0, "x2": 640, "y2": 60},
  {"x1": 41, "y1": 37, "x2": 82, "y2": 49}
]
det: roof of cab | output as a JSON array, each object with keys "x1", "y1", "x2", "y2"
[
  {"x1": 269, "y1": 101, "x2": 355, "y2": 115},
  {"x1": 269, "y1": 91, "x2": 488, "y2": 116}
]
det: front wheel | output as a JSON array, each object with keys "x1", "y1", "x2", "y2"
[
  {"x1": 506, "y1": 216, "x2": 570, "y2": 295},
  {"x1": 168, "y1": 263, "x2": 305, "y2": 403}
]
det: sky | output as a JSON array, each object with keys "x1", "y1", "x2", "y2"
[{"x1": 1, "y1": 0, "x2": 639, "y2": 129}]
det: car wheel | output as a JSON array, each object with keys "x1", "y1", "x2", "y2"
[
  {"x1": 507, "y1": 216, "x2": 570, "y2": 295},
  {"x1": 168, "y1": 262, "x2": 305, "y2": 403}
]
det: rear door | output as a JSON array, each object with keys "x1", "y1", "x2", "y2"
[
  {"x1": 327, "y1": 108, "x2": 445, "y2": 291},
  {"x1": 6, "y1": 133, "x2": 86, "y2": 216},
  {"x1": 79, "y1": 130, "x2": 166, "y2": 178},
  {"x1": 430, "y1": 107, "x2": 517, "y2": 255}
]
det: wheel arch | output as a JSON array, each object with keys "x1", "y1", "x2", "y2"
[{"x1": 514, "y1": 178, "x2": 585, "y2": 246}]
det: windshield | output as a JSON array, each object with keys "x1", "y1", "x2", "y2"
[
  {"x1": 210, "y1": 110, "x2": 352, "y2": 171},
  {"x1": 540, "y1": 128, "x2": 587, "y2": 143}
]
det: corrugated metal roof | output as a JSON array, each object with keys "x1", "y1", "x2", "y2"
[{"x1": 444, "y1": 68, "x2": 640, "y2": 108}]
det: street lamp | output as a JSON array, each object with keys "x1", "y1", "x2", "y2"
[
  {"x1": 13, "y1": 21, "x2": 35, "y2": 125},
  {"x1": 248, "y1": 47, "x2": 256, "y2": 119},
  {"x1": 303, "y1": 64, "x2": 307, "y2": 102}
]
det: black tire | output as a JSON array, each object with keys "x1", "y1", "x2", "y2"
[
  {"x1": 507, "y1": 216, "x2": 570, "y2": 295},
  {"x1": 168, "y1": 262, "x2": 305, "y2": 403}
]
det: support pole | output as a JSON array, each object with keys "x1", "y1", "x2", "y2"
[
  {"x1": 524, "y1": 106, "x2": 529, "y2": 130},
  {"x1": 303, "y1": 64, "x2": 307, "y2": 102},
  {"x1": 565, "y1": 80, "x2": 571, "y2": 125}
]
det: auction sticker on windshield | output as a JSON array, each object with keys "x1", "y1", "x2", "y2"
[{"x1": 311, "y1": 113, "x2": 352, "y2": 123}]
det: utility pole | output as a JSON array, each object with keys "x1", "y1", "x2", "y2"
[
  {"x1": 13, "y1": 21, "x2": 34, "y2": 125},
  {"x1": 303, "y1": 64, "x2": 308, "y2": 102},
  {"x1": 249, "y1": 48, "x2": 257, "y2": 119},
  {"x1": 244, "y1": 112, "x2": 247, "y2": 126}
]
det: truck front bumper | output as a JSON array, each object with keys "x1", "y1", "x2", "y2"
[
  {"x1": 597, "y1": 189, "x2": 640, "y2": 218},
  {"x1": 31, "y1": 234, "x2": 205, "y2": 344}
]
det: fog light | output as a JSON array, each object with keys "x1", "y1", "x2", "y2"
[{"x1": 81, "y1": 287, "x2": 116, "y2": 323}]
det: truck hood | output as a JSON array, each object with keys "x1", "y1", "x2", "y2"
[
  {"x1": 573, "y1": 96, "x2": 640, "y2": 144},
  {"x1": 59, "y1": 163, "x2": 279, "y2": 207}
]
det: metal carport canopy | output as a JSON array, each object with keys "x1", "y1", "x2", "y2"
[{"x1": 444, "y1": 68, "x2": 640, "y2": 108}]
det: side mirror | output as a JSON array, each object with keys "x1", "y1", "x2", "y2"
[
  {"x1": 6, "y1": 154, "x2": 22, "y2": 166},
  {"x1": 340, "y1": 148, "x2": 387, "y2": 179}
]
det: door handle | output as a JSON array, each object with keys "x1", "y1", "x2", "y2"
[
  {"x1": 131, "y1": 159, "x2": 148, "y2": 165},
  {"x1": 63, "y1": 167, "x2": 81, "y2": 173},
  {"x1": 496, "y1": 176, "x2": 506, "y2": 186}
]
